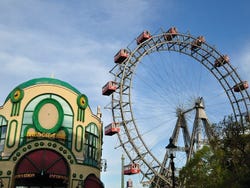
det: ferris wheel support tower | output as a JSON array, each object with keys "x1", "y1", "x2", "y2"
[
  {"x1": 102, "y1": 26, "x2": 250, "y2": 187},
  {"x1": 167, "y1": 97, "x2": 213, "y2": 164}
]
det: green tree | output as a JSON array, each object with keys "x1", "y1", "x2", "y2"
[
  {"x1": 179, "y1": 115, "x2": 250, "y2": 188},
  {"x1": 215, "y1": 116, "x2": 250, "y2": 187},
  {"x1": 179, "y1": 145, "x2": 225, "y2": 188}
]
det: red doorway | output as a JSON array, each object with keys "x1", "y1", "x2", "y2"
[
  {"x1": 14, "y1": 149, "x2": 69, "y2": 188},
  {"x1": 84, "y1": 174, "x2": 104, "y2": 188}
]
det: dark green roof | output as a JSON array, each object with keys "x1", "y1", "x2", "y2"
[{"x1": 5, "y1": 77, "x2": 81, "y2": 103}]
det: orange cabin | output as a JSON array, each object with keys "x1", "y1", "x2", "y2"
[
  {"x1": 214, "y1": 55, "x2": 230, "y2": 67},
  {"x1": 114, "y1": 49, "x2": 130, "y2": 64},
  {"x1": 136, "y1": 30, "x2": 152, "y2": 45},
  {"x1": 233, "y1": 81, "x2": 249, "y2": 92},
  {"x1": 105, "y1": 122, "x2": 120, "y2": 136},
  {"x1": 124, "y1": 163, "x2": 140, "y2": 175},
  {"x1": 102, "y1": 81, "x2": 117, "y2": 96},
  {"x1": 191, "y1": 36, "x2": 205, "y2": 50},
  {"x1": 164, "y1": 27, "x2": 178, "y2": 41}
]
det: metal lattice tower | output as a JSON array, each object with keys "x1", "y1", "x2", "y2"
[{"x1": 104, "y1": 27, "x2": 250, "y2": 187}]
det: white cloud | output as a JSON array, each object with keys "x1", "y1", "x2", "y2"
[
  {"x1": 3, "y1": 1, "x2": 238, "y2": 187},
  {"x1": 0, "y1": 3, "x2": 163, "y2": 187},
  {"x1": 237, "y1": 42, "x2": 250, "y2": 82}
]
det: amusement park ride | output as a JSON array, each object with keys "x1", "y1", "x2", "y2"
[{"x1": 102, "y1": 27, "x2": 250, "y2": 187}]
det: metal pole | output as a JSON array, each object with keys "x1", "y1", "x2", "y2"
[
  {"x1": 121, "y1": 154, "x2": 125, "y2": 188},
  {"x1": 170, "y1": 154, "x2": 175, "y2": 188}
]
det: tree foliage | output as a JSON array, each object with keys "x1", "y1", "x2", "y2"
[{"x1": 179, "y1": 116, "x2": 250, "y2": 188}]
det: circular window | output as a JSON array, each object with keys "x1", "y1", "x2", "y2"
[{"x1": 33, "y1": 98, "x2": 64, "y2": 133}]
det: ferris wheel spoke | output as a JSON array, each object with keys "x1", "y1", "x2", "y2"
[{"x1": 103, "y1": 26, "x2": 250, "y2": 187}]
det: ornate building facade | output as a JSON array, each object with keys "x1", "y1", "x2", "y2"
[{"x1": 0, "y1": 78, "x2": 104, "y2": 188}]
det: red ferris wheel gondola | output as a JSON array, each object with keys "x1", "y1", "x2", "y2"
[
  {"x1": 214, "y1": 55, "x2": 230, "y2": 67},
  {"x1": 102, "y1": 81, "x2": 117, "y2": 96},
  {"x1": 104, "y1": 122, "x2": 120, "y2": 136},
  {"x1": 114, "y1": 49, "x2": 130, "y2": 64},
  {"x1": 123, "y1": 163, "x2": 140, "y2": 175},
  {"x1": 136, "y1": 30, "x2": 152, "y2": 45},
  {"x1": 164, "y1": 27, "x2": 178, "y2": 41},
  {"x1": 233, "y1": 81, "x2": 249, "y2": 92}
]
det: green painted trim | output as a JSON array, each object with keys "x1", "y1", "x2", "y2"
[
  {"x1": 60, "y1": 127, "x2": 69, "y2": 139},
  {"x1": 33, "y1": 98, "x2": 64, "y2": 133},
  {"x1": 16, "y1": 102, "x2": 21, "y2": 116},
  {"x1": 7, "y1": 120, "x2": 18, "y2": 148},
  {"x1": 77, "y1": 94, "x2": 88, "y2": 109},
  {"x1": 5, "y1": 77, "x2": 82, "y2": 103},
  {"x1": 77, "y1": 108, "x2": 85, "y2": 122},
  {"x1": 11, "y1": 103, "x2": 15, "y2": 116},
  {"x1": 11, "y1": 140, "x2": 77, "y2": 171},
  {"x1": 75, "y1": 125, "x2": 84, "y2": 152},
  {"x1": 0, "y1": 116, "x2": 8, "y2": 152},
  {"x1": 0, "y1": 115, "x2": 8, "y2": 125},
  {"x1": 20, "y1": 126, "x2": 70, "y2": 147},
  {"x1": 10, "y1": 87, "x2": 24, "y2": 103},
  {"x1": 21, "y1": 125, "x2": 34, "y2": 145},
  {"x1": 56, "y1": 127, "x2": 70, "y2": 147},
  {"x1": 84, "y1": 123, "x2": 100, "y2": 168},
  {"x1": 11, "y1": 102, "x2": 21, "y2": 116}
]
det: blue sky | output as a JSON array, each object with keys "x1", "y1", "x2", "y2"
[{"x1": 0, "y1": 0, "x2": 250, "y2": 187}]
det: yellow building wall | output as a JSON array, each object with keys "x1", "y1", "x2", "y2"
[{"x1": 0, "y1": 78, "x2": 104, "y2": 188}]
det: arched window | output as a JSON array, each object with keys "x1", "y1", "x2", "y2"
[
  {"x1": 0, "y1": 115, "x2": 7, "y2": 154},
  {"x1": 84, "y1": 123, "x2": 100, "y2": 167},
  {"x1": 20, "y1": 94, "x2": 73, "y2": 148}
]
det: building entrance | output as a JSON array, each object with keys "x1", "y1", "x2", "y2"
[
  {"x1": 15, "y1": 174, "x2": 67, "y2": 188},
  {"x1": 14, "y1": 149, "x2": 69, "y2": 188}
]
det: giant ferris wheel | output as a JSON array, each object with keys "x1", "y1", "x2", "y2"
[{"x1": 102, "y1": 27, "x2": 250, "y2": 187}]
